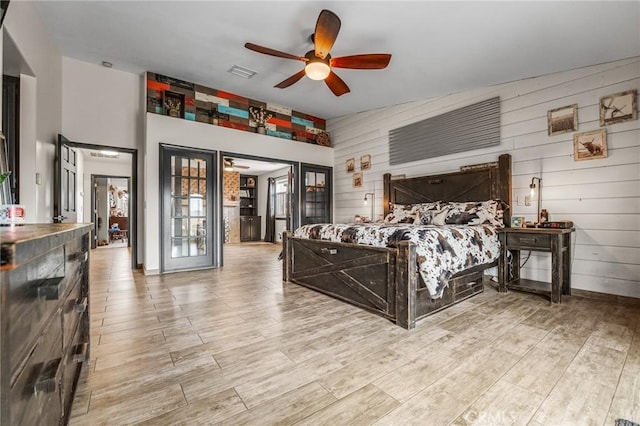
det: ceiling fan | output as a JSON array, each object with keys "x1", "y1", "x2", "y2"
[
  {"x1": 244, "y1": 9, "x2": 392, "y2": 96},
  {"x1": 224, "y1": 158, "x2": 250, "y2": 171}
]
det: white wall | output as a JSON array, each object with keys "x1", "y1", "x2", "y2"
[
  {"x1": 62, "y1": 56, "x2": 144, "y2": 262},
  {"x1": 329, "y1": 57, "x2": 640, "y2": 298},
  {"x1": 62, "y1": 57, "x2": 142, "y2": 150},
  {"x1": 257, "y1": 166, "x2": 291, "y2": 242},
  {"x1": 4, "y1": 2, "x2": 62, "y2": 223},
  {"x1": 145, "y1": 113, "x2": 333, "y2": 273}
]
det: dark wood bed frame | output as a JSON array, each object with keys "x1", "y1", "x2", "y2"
[{"x1": 283, "y1": 154, "x2": 512, "y2": 329}]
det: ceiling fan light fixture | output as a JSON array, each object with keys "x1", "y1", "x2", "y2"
[{"x1": 305, "y1": 61, "x2": 331, "y2": 80}]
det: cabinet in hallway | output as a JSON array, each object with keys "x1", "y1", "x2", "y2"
[
  {"x1": 240, "y1": 174, "x2": 261, "y2": 241},
  {"x1": 240, "y1": 215, "x2": 261, "y2": 242}
]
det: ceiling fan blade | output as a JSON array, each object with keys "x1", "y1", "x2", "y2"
[
  {"x1": 330, "y1": 54, "x2": 392, "y2": 69},
  {"x1": 324, "y1": 71, "x2": 350, "y2": 96},
  {"x1": 275, "y1": 69, "x2": 307, "y2": 89},
  {"x1": 244, "y1": 42, "x2": 306, "y2": 61},
  {"x1": 314, "y1": 9, "x2": 341, "y2": 60}
]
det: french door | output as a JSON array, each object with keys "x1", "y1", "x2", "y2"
[
  {"x1": 300, "y1": 163, "x2": 332, "y2": 225},
  {"x1": 160, "y1": 146, "x2": 216, "y2": 272}
]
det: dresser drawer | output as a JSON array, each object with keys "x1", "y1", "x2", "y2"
[
  {"x1": 62, "y1": 322, "x2": 89, "y2": 418},
  {"x1": 10, "y1": 313, "x2": 63, "y2": 426},
  {"x1": 62, "y1": 280, "x2": 86, "y2": 351},
  {"x1": 506, "y1": 232, "x2": 551, "y2": 249},
  {"x1": 8, "y1": 247, "x2": 66, "y2": 374},
  {"x1": 452, "y1": 271, "x2": 484, "y2": 301}
]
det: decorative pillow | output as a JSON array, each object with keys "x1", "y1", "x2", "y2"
[
  {"x1": 441, "y1": 200, "x2": 505, "y2": 227},
  {"x1": 420, "y1": 207, "x2": 450, "y2": 226},
  {"x1": 383, "y1": 204, "x2": 420, "y2": 224}
]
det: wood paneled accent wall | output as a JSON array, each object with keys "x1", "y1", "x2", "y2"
[
  {"x1": 329, "y1": 57, "x2": 640, "y2": 298},
  {"x1": 146, "y1": 72, "x2": 329, "y2": 145}
]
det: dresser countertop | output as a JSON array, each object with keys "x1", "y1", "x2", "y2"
[{"x1": 0, "y1": 223, "x2": 92, "y2": 269}]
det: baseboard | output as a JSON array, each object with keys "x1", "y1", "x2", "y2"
[
  {"x1": 143, "y1": 267, "x2": 160, "y2": 276},
  {"x1": 571, "y1": 288, "x2": 640, "y2": 307}
]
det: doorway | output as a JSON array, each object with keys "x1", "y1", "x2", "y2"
[
  {"x1": 91, "y1": 175, "x2": 131, "y2": 249},
  {"x1": 220, "y1": 153, "x2": 297, "y2": 265},
  {"x1": 55, "y1": 135, "x2": 138, "y2": 269}
]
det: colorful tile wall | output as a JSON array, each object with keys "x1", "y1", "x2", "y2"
[{"x1": 146, "y1": 72, "x2": 330, "y2": 146}]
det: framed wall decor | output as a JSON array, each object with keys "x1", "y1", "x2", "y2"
[
  {"x1": 573, "y1": 129, "x2": 607, "y2": 161},
  {"x1": 353, "y1": 172, "x2": 363, "y2": 188},
  {"x1": 346, "y1": 158, "x2": 355, "y2": 173},
  {"x1": 599, "y1": 89, "x2": 637, "y2": 126},
  {"x1": 360, "y1": 154, "x2": 371, "y2": 170},
  {"x1": 548, "y1": 104, "x2": 578, "y2": 135}
]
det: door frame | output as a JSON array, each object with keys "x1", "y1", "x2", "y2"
[
  {"x1": 90, "y1": 174, "x2": 131, "y2": 249},
  {"x1": 56, "y1": 135, "x2": 138, "y2": 269},
  {"x1": 159, "y1": 143, "x2": 218, "y2": 273},
  {"x1": 219, "y1": 151, "x2": 299, "y2": 267}
]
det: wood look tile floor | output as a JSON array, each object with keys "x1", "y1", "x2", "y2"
[{"x1": 70, "y1": 243, "x2": 640, "y2": 426}]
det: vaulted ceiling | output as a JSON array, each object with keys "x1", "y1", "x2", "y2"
[{"x1": 33, "y1": 1, "x2": 640, "y2": 119}]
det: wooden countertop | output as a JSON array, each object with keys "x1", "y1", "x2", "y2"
[{"x1": 0, "y1": 223, "x2": 92, "y2": 270}]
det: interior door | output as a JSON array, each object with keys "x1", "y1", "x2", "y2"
[
  {"x1": 285, "y1": 166, "x2": 294, "y2": 232},
  {"x1": 160, "y1": 146, "x2": 216, "y2": 272},
  {"x1": 54, "y1": 134, "x2": 78, "y2": 223},
  {"x1": 300, "y1": 163, "x2": 332, "y2": 225}
]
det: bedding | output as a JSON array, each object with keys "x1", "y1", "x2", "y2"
[{"x1": 294, "y1": 222, "x2": 500, "y2": 299}]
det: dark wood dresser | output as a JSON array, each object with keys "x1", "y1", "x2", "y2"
[{"x1": 0, "y1": 223, "x2": 91, "y2": 425}]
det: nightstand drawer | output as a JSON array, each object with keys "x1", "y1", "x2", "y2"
[{"x1": 506, "y1": 232, "x2": 551, "y2": 249}]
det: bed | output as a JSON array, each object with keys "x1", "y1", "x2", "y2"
[{"x1": 283, "y1": 154, "x2": 512, "y2": 329}]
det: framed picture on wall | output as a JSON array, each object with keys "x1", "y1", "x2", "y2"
[
  {"x1": 346, "y1": 158, "x2": 355, "y2": 173},
  {"x1": 353, "y1": 172, "x2": 363, "y2": 188},
  {"x1": 574, "y1": 129, "x2": 607, "y2": 161},
  {"x1": 600, "y1": 89, "x2": 637, "y2": 126},
  {"x1": 547, "y1": 104, "x2": 578, "y2": 135},
  {"x1": 360, "y1": 154, "x2": 371, "y2": 170}
]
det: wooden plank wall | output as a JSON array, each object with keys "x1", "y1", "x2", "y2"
[{"x1": 328, "y1": 57, "x2": 640, "y2": 298}]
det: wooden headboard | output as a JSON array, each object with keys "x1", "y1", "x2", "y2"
[{"x1": 383, "y1": 154, "x2": 512, "y2": 227}]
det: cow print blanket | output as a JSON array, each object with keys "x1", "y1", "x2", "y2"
[{"x1": 293, "y1": 223, "x2": 500, "y2": 299}]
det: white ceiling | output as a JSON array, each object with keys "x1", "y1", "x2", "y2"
[{"x1": 33, "y1": 1, "x2": 640, "y2": 119}]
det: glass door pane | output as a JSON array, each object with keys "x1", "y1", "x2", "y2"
[
  {"x1": 301, "y1": 164, "x2": 332, "y2": 225},
  {"x1": 161, "y1": 147, "x2": 216, "y2": 271}
]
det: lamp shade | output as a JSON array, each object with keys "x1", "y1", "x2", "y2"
[{"x1": 305, "y1": 61, "x2": 331, "y2": 80}]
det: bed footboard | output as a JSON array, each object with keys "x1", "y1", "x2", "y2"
[
  {"x1": 283, "y1": 231, "x2": 398, "y2": 322},
  {"x1": 283, "y1": 232, "x2": 488, "y2": 329}
]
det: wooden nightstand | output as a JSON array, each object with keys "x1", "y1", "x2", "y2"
[{"x1": 498, "y1": 227, "x2": 575, "y2": 303}]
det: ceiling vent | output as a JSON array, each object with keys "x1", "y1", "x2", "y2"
[{"x1": 228, "y1": 65, "x2": 257, "y2": 79}]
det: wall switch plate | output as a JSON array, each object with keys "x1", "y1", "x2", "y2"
[
  {"x1": 524, "y1": 195, "x2": 531, "y2": 206},
  {"x1": 35, "y1": 173, "x2": 42, "y2": 185}
]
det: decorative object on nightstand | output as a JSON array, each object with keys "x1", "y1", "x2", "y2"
[
  {"x1": 529, "y1": 176, "x2": 542, "y2": 226},
  {"x1": 498, "y1": 227, "x2": 575, "y2": 303}
]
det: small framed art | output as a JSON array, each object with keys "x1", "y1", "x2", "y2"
[
  {"x1": 599, "y1": 89, "x2": 637, "y2": 126},
  {"x1": 346, "y1": 158, "x2": 355, "y2": 173},
  {"x1": 353, "y1": 172, "x2": 363, "y2": 188},
  {"x1": 360, "y1": 154, "x2": 371, "y2": 170},
  {"x1": 573, "y1": 129, "x2": 607, "y2": 161},
  {"x1": 548, "y1": 104, "x2": 578, "y2": 135}
]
